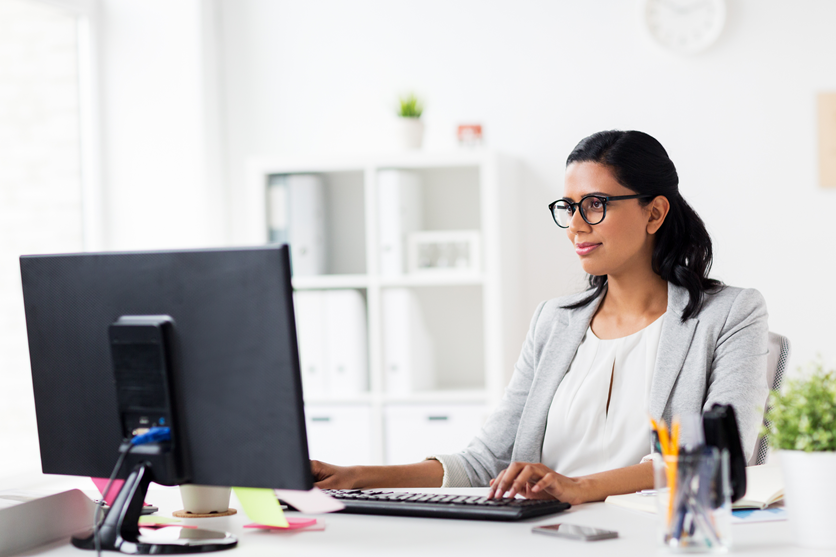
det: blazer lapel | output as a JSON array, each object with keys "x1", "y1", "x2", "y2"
[
  {"x1": 649, "y1": 282, "x2": 698, "y2": 422},
  {"x1": 511, "y1": 291, "x2": 603, "y2": 463}
]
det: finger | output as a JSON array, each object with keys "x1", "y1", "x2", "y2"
[
  {"x1": 491, "y1": 466, "x2": 516, "y2": 499},
  {"x1": 494, "y1": 462, "x2": 525, "y2": 498},
  {"x1": 313, "y1": 473, "x2": 338, "y2": 489},
  {"x1": 508, "y1": 465, "x2": 540, "y2": 499},
  {"x1": 310, "y1": 460, "x2": 323, "y2": 478},
  {"x1": 511, "y1": 464, "x2": 548, "y2": 498},
  {"x1": 487, "y1": 469, "x2": 505, "y2": 499},
  {"x1": 310, "y1": 460, "x2": 330, "y2": 481}
]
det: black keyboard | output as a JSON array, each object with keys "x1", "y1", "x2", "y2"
[{"x1": 321, "y1": 490, "x2": 571, "y2": 521}]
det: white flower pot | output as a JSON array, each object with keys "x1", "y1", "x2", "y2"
[
  {"x1": 179, "y1": 484, "x2": 231, "y2": 514},
  {"x1": 780, "y1": 450, "x2": 836, "y2": 549},
  {"x1": 395, "y1": 117, "x2": 424, "y2": 150}
]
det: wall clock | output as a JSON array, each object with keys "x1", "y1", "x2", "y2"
[{"x1": 643, "y1": 0, "x2": 727, "y2": 54}]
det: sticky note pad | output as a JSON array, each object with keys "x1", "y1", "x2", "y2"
[{"x1": 232, "y1": 487, "x2": 289, "y2": 528}]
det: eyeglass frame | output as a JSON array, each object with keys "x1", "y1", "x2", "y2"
[{"x1": 548, "y1": 194, "x2": 655, "y2": 228}]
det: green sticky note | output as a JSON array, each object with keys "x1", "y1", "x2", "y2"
[
  {"x1": 138, "y1": 515, "x2": 181, "y2": 525},
  {"x1": 232, "y1": 487, "x2": 289, "y2": 528}
]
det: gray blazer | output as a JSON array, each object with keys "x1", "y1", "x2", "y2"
[{"x1": 433, "y1": 282, "x2": 770, "y2": 488}]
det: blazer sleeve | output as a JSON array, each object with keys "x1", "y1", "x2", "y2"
[
  {"x1": 427, "y1": 300, "x2": 548, "y2": 487},
  {"x1": 703, "y1": 288, "x2": 770, "y2": 463}
]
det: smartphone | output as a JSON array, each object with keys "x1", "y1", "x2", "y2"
[{"x1": 532, "y1": 523, "x2": 618, "y2": 541}]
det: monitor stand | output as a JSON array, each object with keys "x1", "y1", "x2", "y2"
[{"x1": 72, "y1": 462, "x2": 237, "y2": 554}]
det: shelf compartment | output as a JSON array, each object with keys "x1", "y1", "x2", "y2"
[
  {"x1": 380, "y1": 284, "x2": 485, "y2": 393},
  {"x1": 267, "y1": 170, "x2": 366, "y2": 276},
  {"x1": 396, "y1": 166, "x2": 481, "y2": 232}
]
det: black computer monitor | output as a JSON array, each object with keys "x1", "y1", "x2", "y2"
[{"x1": 20, "y1": 245, "x2": 312, "y2": 553}]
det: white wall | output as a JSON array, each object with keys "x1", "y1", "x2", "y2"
[{"x1": 217, "y1": 0, "x2": 836, "y2": 371}]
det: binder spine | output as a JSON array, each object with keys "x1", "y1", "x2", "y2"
[
  {"x1": 382, "y1": 288, "x2": 434, "y2": 395},
  {"x1": 377, "y1": 170, "x2": 422, "y2": 276}
]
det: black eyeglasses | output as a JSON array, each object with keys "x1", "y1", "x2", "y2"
[{"x1": 548, "y1": 194, "x2": 653, "y2": 228}]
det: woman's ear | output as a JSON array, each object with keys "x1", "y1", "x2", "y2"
[{"x1": 647, "y1": 196, "x2": 670, "y2": 235}]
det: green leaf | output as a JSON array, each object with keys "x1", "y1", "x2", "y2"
[
  {"x1": 765, "y1": 360, "x2": 836, "y2": 452},
  {"x1": 397, "y1": 93, "x2": 423, "y2": 118}
]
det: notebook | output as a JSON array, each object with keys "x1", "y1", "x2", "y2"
[{"x1": 732, "y1": 465, "x2": 784, "y2": 510}]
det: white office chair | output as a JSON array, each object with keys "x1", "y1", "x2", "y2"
[{"x1": 748, "y1": 331, "x2": 791, "y2": 466}]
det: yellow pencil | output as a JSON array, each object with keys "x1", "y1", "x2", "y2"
[
  {"x1": 667, "y1": 417, "x2": 681, "y2": 526},
  {"x1": 650, "y1": 416, "x2": 679, "y2": 528},
  {"x1": 671, "y1": 418, "x2": 681, "y2": 457}
]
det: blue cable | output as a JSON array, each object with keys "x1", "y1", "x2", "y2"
[{"x1": 131, "y1": 427, "x2": 171, "y2": 446}]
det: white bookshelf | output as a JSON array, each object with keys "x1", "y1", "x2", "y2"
[{"x1": 240, "y1": 150, "x2": 521, "y2": 465}]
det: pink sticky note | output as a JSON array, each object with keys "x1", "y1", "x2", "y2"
[
  {"x1": 91, "y1": 478, "x2": 152, "y2": 507},
  {"x1": 243, "y1": 518, "x2": 319, "y2": 531},
  {"x1": 91, "y1": 477, "x2": 125, "y2": 506}
]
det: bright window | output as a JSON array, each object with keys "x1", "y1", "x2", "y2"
[{"x1": 0, "y1": 0, "x2": 88, "y2": 480}]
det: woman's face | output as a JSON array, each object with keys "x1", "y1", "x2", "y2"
[{"x1": 563, "y1": 162, "x2": 662, "y2": 279}]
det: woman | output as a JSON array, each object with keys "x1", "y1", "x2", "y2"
[{"x1": 312, "y1": 130, "x2": 769, "y2": 505}]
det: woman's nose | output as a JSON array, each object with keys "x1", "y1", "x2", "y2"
[{"x1": 567, "y1": 209, "x2": 589, "y2": 234}]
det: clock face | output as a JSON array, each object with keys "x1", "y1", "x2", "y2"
[{"x1": 644, "y1": 0, "x2": 726, "y2": 54}]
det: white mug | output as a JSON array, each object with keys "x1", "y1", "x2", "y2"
[{"x1": 179, "y1": 485, "x2": 231, "y2": 514}]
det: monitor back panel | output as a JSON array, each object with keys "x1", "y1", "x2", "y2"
[{"x1": 20, "y1": 246, "x2": 312, "y2": 490}]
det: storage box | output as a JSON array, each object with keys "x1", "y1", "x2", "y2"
[{"x1": 305, "y1": 403, "x2": 374, "y2": 466}]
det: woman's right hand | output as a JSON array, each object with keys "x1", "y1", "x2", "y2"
[{"x1": 310, "y1": 460, "x2": 360, "y2": 490}]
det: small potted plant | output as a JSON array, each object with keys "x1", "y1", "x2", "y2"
[
  {"x1": 764, "y1": 360, "x2": 836, "y2": 549},
  {"x1": 395, "y1": 93, "x2": 424, "y2": 149}
]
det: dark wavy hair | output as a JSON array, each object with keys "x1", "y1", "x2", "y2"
[{"x1": 563, "y1": 130, "x2": 722, "y2": 321}]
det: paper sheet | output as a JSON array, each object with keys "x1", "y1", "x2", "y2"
[
  {"x1": 232, "y1": 487, "x2": 289, "y2": 528},
  {"x1": 274, "y1": 488, "x2": 344, "y2": 514}
]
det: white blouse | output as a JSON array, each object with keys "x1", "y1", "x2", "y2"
[{"x1": 540, "y1": 315, "x2": 665, "y2": 477}]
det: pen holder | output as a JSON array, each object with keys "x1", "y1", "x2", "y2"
[{"x1": 652, "y1": 448, "x2": 732, "y2": 553}]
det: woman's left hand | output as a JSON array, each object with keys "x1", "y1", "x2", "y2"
[{"x1": 487, "y1": 462, "x2": 586, "y2": 505}]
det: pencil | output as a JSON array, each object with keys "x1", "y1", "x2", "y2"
[
  {"x1": 667, "y1": 417, "x2": 681, "y2": 526},
  {"x1": 650, "y1": 416, "x2": 677, "y2": 528}
]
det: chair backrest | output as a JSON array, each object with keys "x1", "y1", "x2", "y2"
[{"x1": 748, "y1": 332, "x2": 791, "y2": 466}]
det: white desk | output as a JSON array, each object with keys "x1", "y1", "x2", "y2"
[{"x1": 13, "y1": 480, "x2": 821, "y2": 557}]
